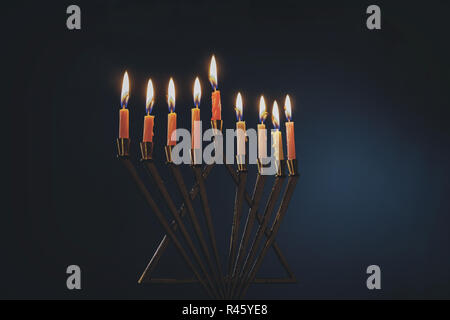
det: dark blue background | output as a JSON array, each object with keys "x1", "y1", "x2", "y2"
[{"x1": 3, "y1": 0, "x2": 450, "y2": 299}]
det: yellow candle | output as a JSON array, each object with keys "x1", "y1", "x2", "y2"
[
  {"x1": 235, "y1": 93, "x2": 245, "y2": 156},
  {"x1": 237, "y1": 121, "x2": 246, "y2": 155},
  {"x1": 272, "y1": 101, "x2": 284, "y2": 160},
  {"x1": 192, "y1": 108, "x2": 200, "y2": 149},
  {"x1": 272, "y1": 130, "x2": 284, "y2": 161},
  {"x1": 258, "y1": 124, "x2": 266, "y2": 159},
  {"x1": 258, "y1": 96, "x2": 268, "y2": 160}
]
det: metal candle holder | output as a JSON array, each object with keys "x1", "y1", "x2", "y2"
[{"x1": 116, "y1": 123, "x2": 300, "y2": 299}]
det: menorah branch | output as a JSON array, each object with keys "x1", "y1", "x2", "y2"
[{"x1": 227, "y1": 165, "x2": 247, "y2": 297}]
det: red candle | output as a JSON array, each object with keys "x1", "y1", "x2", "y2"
[
  {"x1": 143, "y1": 79, "x2": 155, "y2": 142},
  {"x1": 192, "y1": 77, "x2": 201, "y2": 149},
  {"x1": 119, "y1": 71, "x2": 130, "y2": 139},
  {"x1": 209, "y1": 55, "x2": 222, "y2": 121},
  {"x1": 284, "y1": 95, "x2": 296, "y2": 160},
  {"x1": 167, "y1": 78, "x2": 177, "y2": 146}
]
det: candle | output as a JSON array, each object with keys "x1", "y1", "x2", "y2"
[
  {"x1": 235, "y1": 93, "x2": 246, "y2": 156},
  {"x1": 284, "y1": 95, "x2": 296, "y2": 160},
  {"x1": 143, "y1": 79, "x2": 155, "y2": 142},
  {"x1": 167, "y1": 78, "x2": 177, "y2": 146},
  {"x1": 271, "y1": 101, "x2": 284, "y2": 160},
  {"x1": 192, "y1": 77, "x2": 201, "y2": 149},
  {"x1": 258, "y1": 95, "x2": 268, "y2": 160},
  {"x1": 119, "y1": 71, "x2": 130, "y2": 139},
  {"x1": 209, "y1": 55, "x2": 221, "y2": 121}
]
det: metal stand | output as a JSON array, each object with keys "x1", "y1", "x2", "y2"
[{"x1": 116, "y1": 133, "x2": 299, "y2": 299}]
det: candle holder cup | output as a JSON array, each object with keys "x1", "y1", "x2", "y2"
[
  {"x1": 117, "y1": 138, "x2": 130, "y2": 157},
  {"x1": 140, "y1": 141, "x2": 154, "y2": 160},
  {"x1": 211, "y1": 119, "x2": 223, "y2": 132}
]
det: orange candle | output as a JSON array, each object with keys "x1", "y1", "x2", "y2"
[
  {"x1": 211, "y1": 91, "x2": 222, "y2": 121},
  {"x1": 167, "y1": 78, "x2": 177, "y2": 146},
  {"x1": 167, "y1": 113, "x2": 177, "y2": 145},
  {"x1": 143, "y1": 115, "x2": 154, "y2": 142},
  {"x1": 209, "y1": 55, "x2": 222, "y2": 121},
  {"x1": 119, "y1": 109, "x2": 129, "y2": 139},
  {"x1": 258, "y1": 96, "x2": 268, "y2": 160},
  {"x1": 272, "y1": 101, "x2": 284, "y2": 161},
  {"x1": 284, "y1": 95, "x2": 296, "y2": 160},
  {"x1": 235, "y1": 93, "x2": 246, "y2": 156},
  {"x1": 119, "y1": 71, "x2": 130, "y2": 139},
  {"x1": 143, "y1": 79, "x2": 155, "y2": 142},
  {"x1": 192, "y1": 77, "x2": 201, "y2": 149}
]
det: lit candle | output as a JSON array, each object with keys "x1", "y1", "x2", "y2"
[
  {"x1": 258, "y1": 95, "x2": 268, "y2": 160},
  {"x1": 235, "y1": 93, "x2": 246, "y2": 156},
  {"x1": 192, "y1": 77, "x2": 201, "y2": 149},
  {"x1": 271, "y1": 101, "x2": 284, "y2": 160},
  {"x1": 119, "y1": 71, "x2": 130, "y2": 139},
  {"x1": 209, "y1": 55, "x2": 221, "y2": 121},
  {"x1": 143, "y1": 79, "x2": 155, "y2": 142},
  {"x1": 167, "y1": 78, "x2": 177, "y2": 146},
  {"x1": 284, "y1": 95, "x2": 296, "y2": 160}
]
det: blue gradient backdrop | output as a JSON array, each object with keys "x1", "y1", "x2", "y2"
[{"x1": 3, "y1": 0, "x2": 450, "y2": 299}]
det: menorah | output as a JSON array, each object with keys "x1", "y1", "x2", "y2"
[{"x1": 116, "y1": 120, "x2": 300, "y2": 299}]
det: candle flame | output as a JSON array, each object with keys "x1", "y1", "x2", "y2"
[
  {"x1": 168, "y1": 78, "x2": 176, "y2": 113},
  {"x1": 194, "y1": 77, "x2": 201, "y2": 108},
  {"x1": 272, "y1": 100, "x2": 280, "y2": 130},
  {"x1": 284, "y1": 94, "x2": 292, "y2": 121},
  {"x1": 146, "y1": 79, "x2": 154, "y2": 114},
  {"x1": 235, "y1": 92, "x2": 243, "y2": 121},
  {"x1": 259, "y1": 95, "x2": 268, "y2": 124},
  {"x1": 121, "y1": 71, "x2": 130, "y2": 109},
  {"x1": 209, "y1": 55, "x2": 218, "y2": 90}
]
